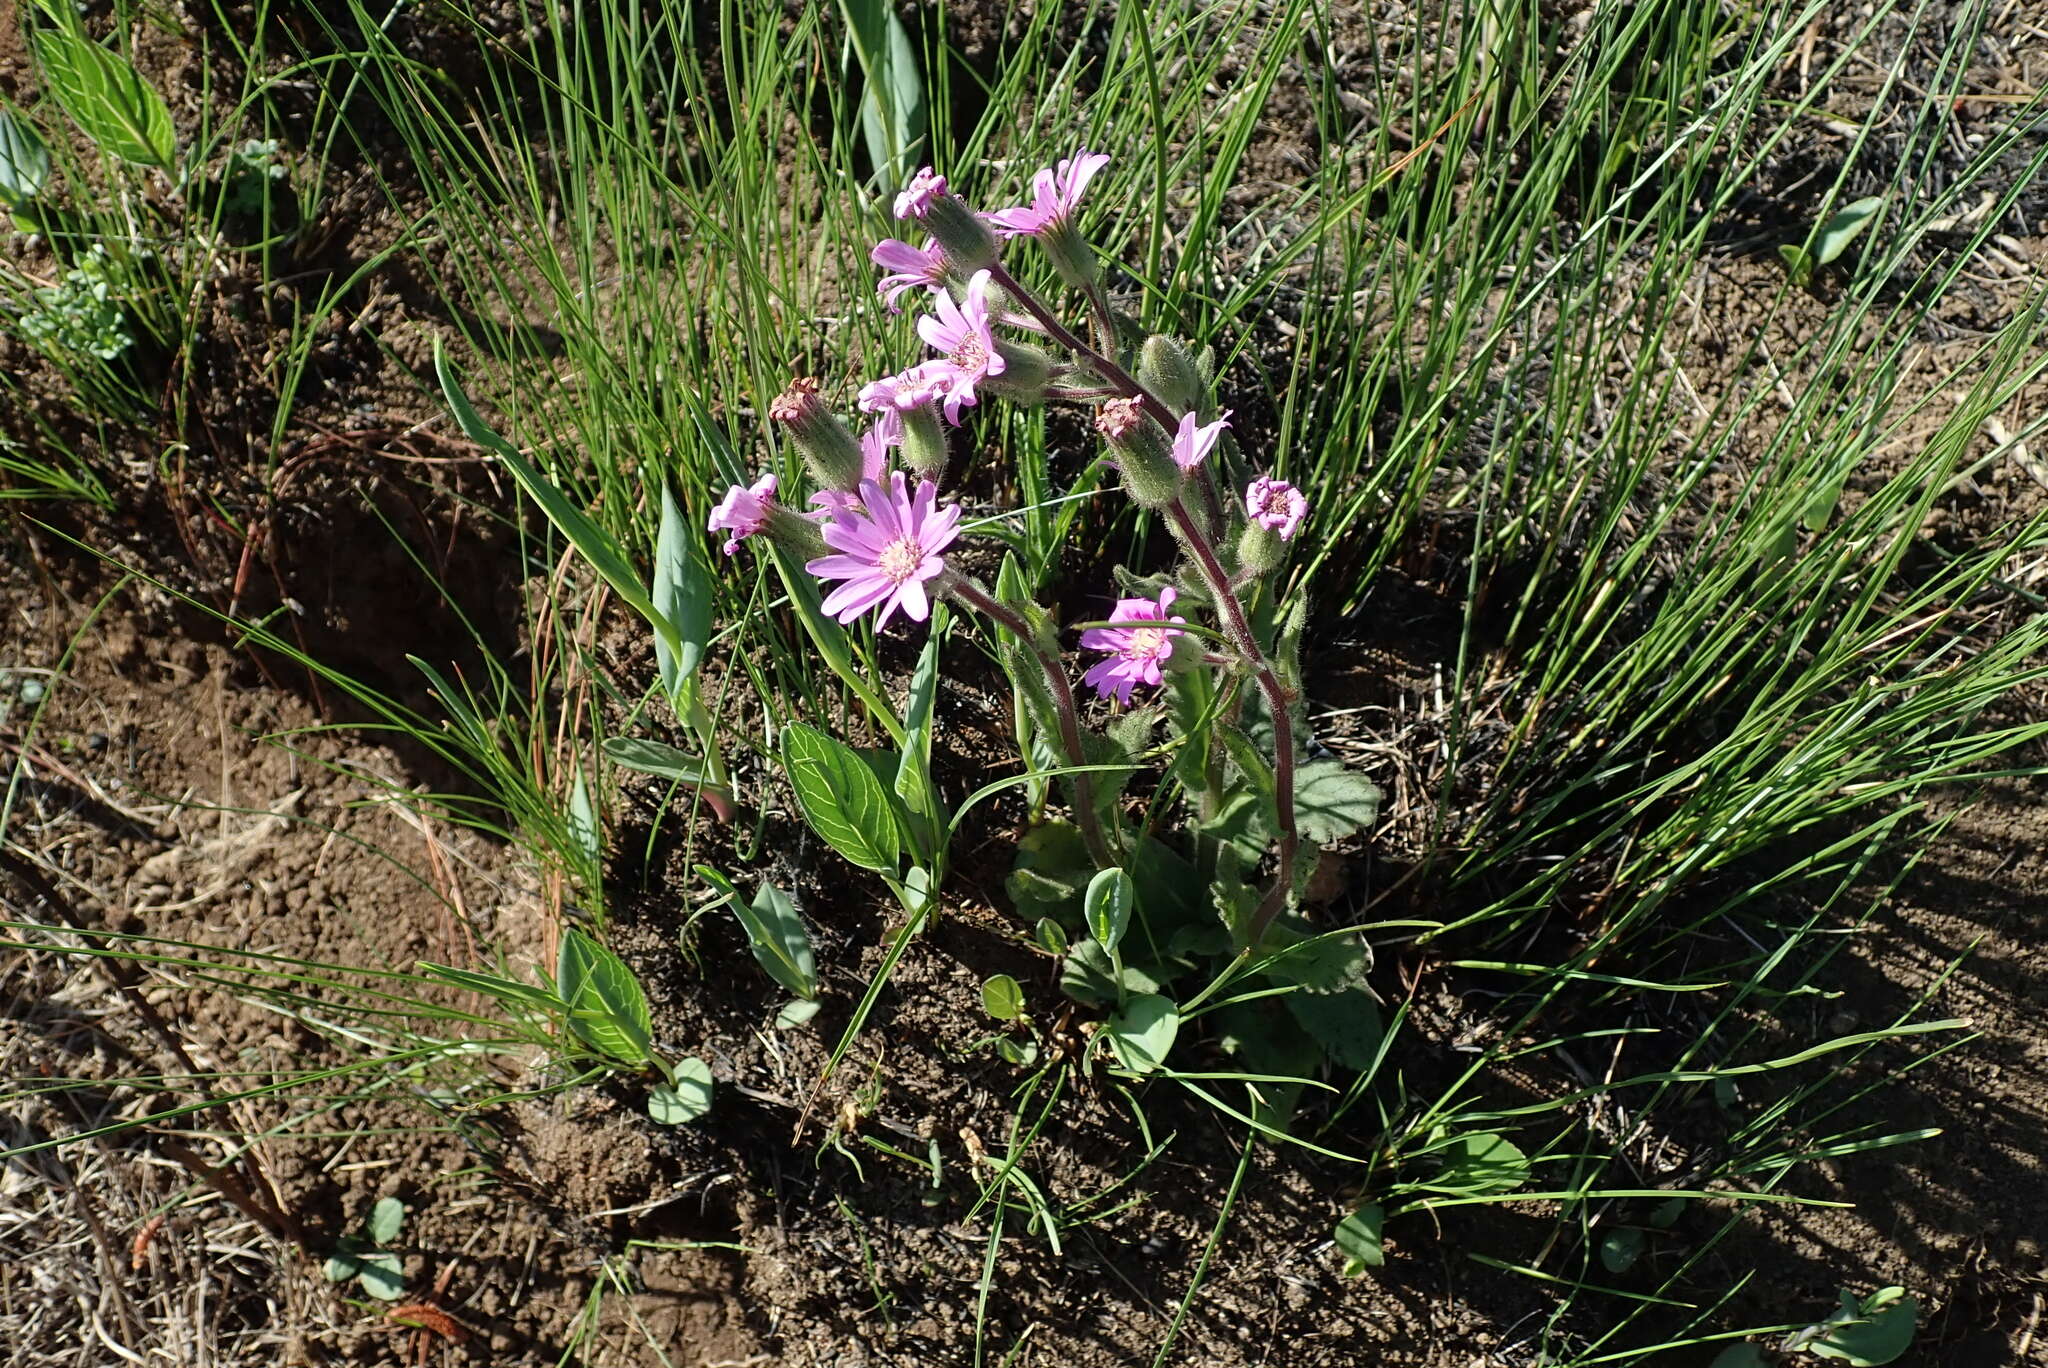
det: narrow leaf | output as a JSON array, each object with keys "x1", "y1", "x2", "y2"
[
  {"x1": 32, "y1": 26, "x2": 175, "y2": 169},
  {"x1": 556, "y1": 927, "x2": 652, "y2": 1065},
  {"x1": 0, "y1": 111, "x2": 51, "y2": 204},
  {"x1": 653, "y1": 482, "x2": 711, "y2": 697},
  {"x1": 699, "y1": 865, "x2": 817, "y2": 1000}
]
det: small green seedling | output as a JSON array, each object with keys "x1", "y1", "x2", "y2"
[
  {"x1": 1333, "y1": 1203, "x2": 1385, "y2": 1276},
  {"x1": 1779, "y1": 195, "x2": 1885, "y2": 286},
  {"x1": 323, "y1": 1197, "x2": 406, "y2": 1302}
]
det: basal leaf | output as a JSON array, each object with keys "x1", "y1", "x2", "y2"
[
  {"x1": 1084, "y1": 867, "x2": 1134, "y2": 953},
  {"x1": 648, "y1": 1057, "x2": 714, "y2": 1125},
  {"x1": 602, "y1": 736, "x2": 733, "y2": 803},
  {"x1": 556, "y1": 927, "x2": 652, "y2": 1066},
  {"x1": 981, "y1": 973, "x2": 1024, "y2": 1021},
  {"x1": 781, "y1": 721, "x2": 901, "y2": 873},
  {"x1": 1424, "y1": 1132, "x2": 1528, "y2": 1196},
  {"x1": 1334, "y1": 1203, "x2": 1385, "y2": 1273},
  {"x1": 1293, "y1": 759, "x2": 1383, "y2": 845},
  {"x1": 1813, "y1": 195, "x2": 1885, "y2": 267},
  {"x1": 0, "y1": 111, "x2": 51, "y2": 204},
  {"x1": 32, "y1": 26, "x2": 174, "y2": 169},
  {"x1": 699, "y1": 865, "x2": 816, "y2": 1000},
  {"x1": 1105, "y1": 993, "x2": 1179, "y2": 1074},
  {"x1": 367, "y1": 1197, "x2": 405, "y2": 1246},
  {"x1": 652, "y1": 482, "x2": 712, "y2": 697}
]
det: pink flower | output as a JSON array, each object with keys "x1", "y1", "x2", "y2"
[
  {"x1": 1080, "y1": 587, "x2": 1185, "y2": 705},
  {"x1": 813, "y1": 413, "x2": 898, "y2": 517},
  {"x1": 986, "y1": 150, "x2": 1111, "y2": 238},
  {"x1": 917, "y1": 270, "x2": 1006, "y2": 422},
  {"x1": 859, "y1": 362, "x2": 950, "y2": 416},
  {"x1": 1245, "y1": 476, "x2": 1308, "y2": 541},
  {"x1": 1171, "y1": 411, "x2": 1231, "y2": 470},
  {"x1": 708, "y1": 474, "x2": 777, "y2": 555},
  {"x1": 894, "y1": 167, "x2": 949, "y2": 220},
  {"x1": 872, "y1": 237, "x2": 949, "y2": 311},
  {"x1": 807, "y1": 473, "x2": 962, "y2": 632}
]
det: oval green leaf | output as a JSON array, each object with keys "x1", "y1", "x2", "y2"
[
  {"x1": 981, "y1": 973, "x2": 1024, "y2": 1021},
  {"x1": 781, "y1": 722, "x2": 901, "y2": 873},
  {"x1": 1105, "y1": 993, "x2": 1179, "y2": 1073},
  {"x1": 1084, "y1": 867, "x2": 1134, "y2": 953}
]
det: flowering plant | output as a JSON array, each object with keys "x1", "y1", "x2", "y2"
[{"x1": 704, "y1": 152, "x2": 1385, "y2": 1086}]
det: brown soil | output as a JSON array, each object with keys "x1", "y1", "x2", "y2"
[{"x1": 4, "y1": 3, "x2": 2048, "y2": 1368}]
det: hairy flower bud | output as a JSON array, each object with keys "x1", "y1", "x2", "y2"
[
  {"x1": 894, "y1": 166, "x2": 998, "y2": 273},
  {"x1": 1138, "y1": 334, "x2": 1209, "y2": 418},
  {"x1": 1096, "y1": 397, "x2": 1182, "y2": 508},
  {"x1": 900, "y1": 401, "x2": 950, "y2": 482},
  {"x1": 770, "y1": 377, "x2": 866, "y2": 492},
  {"x1": 985, "y1": 340, "x2": 1054, "y2": 404},
  {"x1": 1039, "y1": 219, "x2": 1098, "y2": 290}
]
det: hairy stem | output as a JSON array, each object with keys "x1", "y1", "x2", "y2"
[
  {"x1": 944, "y1": 575, "x2": 1119, "y2": 869},
  {"x1": 989, "y1": 261, "x2": 1299, "y2": 929}
]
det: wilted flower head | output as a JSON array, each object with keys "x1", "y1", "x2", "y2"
[
  {"x1": 1245, "y1": 475, "x2": 1308, "y2": 541},
  {"x1": 917, "y1": 269, "x2": 1007, "y2": 422},
  {"x1": 1094, "y1": 397, "x2": 1148, "y2": 442},
  {"x1": 987, "y1": 150, "x2": 1111, "y2": 238},
  {"x1": 894, "y1": 167, "x2": 950, "y2": 220},
  {"x1": 807, "y1": 472, "x2": 962, "y2": 632},
  {"x1": 1171, "y1": 410, "x2": 1231, "y2": 471},
  {"x1": 708, "y1": 473, "x2": 778, "y2": 556},
  {"x1": 1080, "y1": 586, "x2": 1186, "y2": 705},
  {"x1": 871, "y1": 237, "x2": 950, "y2": 312}
]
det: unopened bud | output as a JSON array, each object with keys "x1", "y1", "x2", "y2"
[
  {"x1": 769, "y1": 377, "x2": 865, "y2": 492},
  {"x1": 1138, "y1": 334, "x2": 1209, "y2": 418},
  {"x1": 1096, "y1": 398, "x2": 1181, "y2": 509},
  {"x1": 894, "y1": 168, "x2": 999, "y2": 273},
  {"x1": 1039, "y1": 219, "x2": 1098, "y2": 290},
  {"x1": 900, "y1": 402, "x2": 950, "y2": 482},
  {"x1": 986, "y1": 340, "x2": 1053, "y2": 404}
]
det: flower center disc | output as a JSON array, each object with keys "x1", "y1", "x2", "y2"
[
  {"x1": 879, "y1": 538, "x2": 924, "y2": 584},
  {"x1": 950, "y1": 339, "x2": 988, "y2": 374},
  {"x1": 1126, "y1": 626, "x2": 1167, "y2": 658}
]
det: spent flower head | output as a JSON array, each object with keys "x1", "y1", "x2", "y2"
[
  {"x1": 807, "y1": 472, "x2": 962, "y2": 632},
  {"x1": 1080, "y1": 586, "x2": 1186, "y2": 705},
  {"x1": 1245, "y1": 475, "x2": 1308, "y2": 541}
]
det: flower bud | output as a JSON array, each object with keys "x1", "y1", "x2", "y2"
[
  {"x1": 900, "y1": 401, "x2": 950, "y2": 482},
  {"x1": 1096, "y1": 397, "x2": 1182, "y2": 509},
  {"x1": 1039, "y1": 219, "x2": 1098, "y2": 290},
  {"x1": 1239, "y1": 475, "x2": 1308, "y2": 573},
  {"x1": 894, "y1": 167, "x2": 999, "y2": 273},
  {"x1": 1138, "y1": 334, "x2": 1208, "y2": 418},
  {"x1": 985, "y1": 340, "x2": 1054, "y2": 404},
  {"x1": 769, "y1": 377, "x2": 866, "y2": 492}
]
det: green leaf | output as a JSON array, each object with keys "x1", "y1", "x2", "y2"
[
  {"x1": 652, "y1": 482, "x2": 712, "y2": 698},
  {"x1": 1424, "y1": 1132, "x2": 1528, "y2": 1196},
  {"x1": 322, "y1": 1237, "x2": 368, "y2": 1282},
  {"x1": 1263, "y1": 928, "x2": 1373, "y2": 994},
  {"x1": 1285, "y1": 986, "x2": 1384, "y2": 1071},
  {"x1": 698, "y1": 866, "x2": 816, "y2": 1000},
  {"x1": 1033, "y1": 916, "x2": 1068, "y2": 954},
  {"x1": 32, "y1": 26, "x2": 175, "y2": 169},
  {"x1": 1598, "y1": 1227, "x2": 1644, "y2": 1273},
  {"x1": 774, "y1": 998, "x2": 822, "y2": 1030},
  {"x1": 556, "y1": 928, "x2": 652, "y2": 1065},
  {"x1": 367, "y1": 1197, "x2": 405, "y2": 1246},
  {"x1": 0, "y1": 111, "x2": 51, "y2": 205},
  {"x1": 1293, "y1": 759, "x2": 1383, "y2": 845},
  {"x1": 842, "y1": 0, "x2": 925, "y2": 188},
  {"x1": 1058, "y1": 936, "x2": 1160, "y2": 1007},
  {"x1": 1812, "y1": 195, "x2": 1885, "y2": 267},
  {"x1": 894, "y1": 606, "x2": 947, "y2": 844},
  {"x1": 602, "y1": 736, "x2": 734, "y2": 801},
  {"x1": 1105, "y1": 993, "x2": 1179, "y2": 1073},
  {"x1": 435, "y1": 341, "x2": 683, "y2": 663},
  {"x1": 1806, "y1": 1288, "x2": 1917, "y2": 1366},
  {"x1": 781, "y1": 722, "x2": 901, "y2": 873},
  {"x1": 355, "y1": 1250, "x2": 406, "y2": 1301},
  {"x1": 567, "y1": 767, "x2": 601, "y2": 867},
  {"x1": 1084, "y1": 867, "x2": 1134, "y2": 953},
  {"x1": 1707, "y1": 1348, "x2": 1767, "y2": 1368},
  {"x1": 648, "y1": 1057, "x2": 714, "y2": 1125},
  {"x1": 1778, "y1": 242, "x2": 1814, "y2": 287},
  {"x1": 981, "y1": 973, "x2": 1024, "y2": 1021},
  {"x1": 1334, "y1": 1203, "x2": 1384, "y2": 1273}
]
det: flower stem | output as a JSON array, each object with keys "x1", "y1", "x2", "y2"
[
  {"x1": 944, "y1": 575, "x2": 1119, "y2": 870},
  {"x1": 1165, "y1": 497, "x2": 1299, "y2": 942},
  {"x1": 989, "y1": 260, "x2": 1298, "y2": 930}
]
